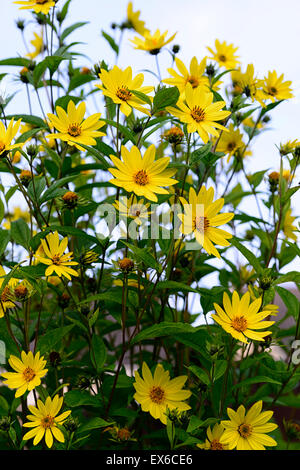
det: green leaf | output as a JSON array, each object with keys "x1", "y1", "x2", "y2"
[
  {"x1": 5, "y1": 114, "x2": 48, "y2": 128},
  {"x1": 275, "y1": 286, "x2": 299, "y2": 320},
  {"x1": 213, "y1": 360, "x2": 227, "y2": 381},
  {"x1": 27, "y1": 177, "x2": 47, "y2": 204},
  {"x1": 0, "y1": 229, "x2": 10, "y2": 257},
  {"x1": 61, "y1": 22, "x2": 88, "y2": 42},
  {"x1": 101, "y1": 30, "x2": 119, "y2": 55},
  {"x1": 188, "y1": 365, "x2": 210, "y2": 385},
  {"x1": 0, "y1": 58, "x2": 31, "y2": 67},
  {"x1": 77, "y1": 417, "x2": 114, "y2": 434},
  {"x1": 130, "y1": 89, "x2": 152, "y2": 106},
  {"x1": 69, "y1": 141, "x2": 109, "y2": 169},
  {"x1": 120, "y1": 241, "x2": 160, "y2": 271},
  {"x1": 36, "y1": 325, "x2": 74, "y2": 355},
  {"x1": 39, "y1": 175, "x2": 79, "y2": 204},
  {"x1": 11, "y1": 219, "x2": 31, "y2": 250},
  {"x1": 230, "y1": 237, "x2": 263, "y2": 274},
  {"x1": 231, "y1": 376, "x2": 281, "y2": 390},
  {"x1": 102, "y1": 118, "x2": 137, "y2": 145},
  {"x1": 68, "y1": 74, "x2": 94, "y2": 93},
  {"x1": 248, "y1": 170, "x2": 268, "y2": 189},
  {"x1": 90, "y1": 335, "x2": 106, "y2": 372},
  {"x1": 156, "y1": 280, "x2": 198, "y2": 294},
  {"x1": 153, "y1": 86, "x2": 179, "y2": 113},
  {"x1": 131, "y1": 322, "x2": 196, "y2": 345},
  {"x1": 64, "y1": 390, "x2": 102, "y2": 408}
]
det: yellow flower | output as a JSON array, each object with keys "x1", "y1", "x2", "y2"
[
  {"x1": 220, "y1": 401, "x2": 278, "y2": 450},
  {"x1": 207, "y1": 39, "x2": 240, "y2": 69},
  {"x1": 283, "y1": 209, "x2": 298, "y2": 241},
  {"x1": 0, "y1": 119, "x2": 23, "y2": 156},
  {"x1": 130, "y1": 29, "x2": 176, "y2": 55},
  {"x1": 0, "y1": 266, "x2": 16, "y2": 318},
  {"x1": 109, "y1": 144, "x2": 178, "y2": 202},
  {"x1": 26, "y1": 31, "x2": 43, "y2": 60},
  {"x1": 167, "y1": 83, "x2": 230, "y2": 143},
  {"x1": 96, "y1": 66, "x2": 153, "y2": 117},
  {"x1": 3, "y1": 206, "x2": 30, "y2": 230},
  {"x1": 23, "y1": 395, "x2": 71, "y2": 448},
  {"x1": 47, "y1": 100, "x2": 106, "y2": 151},
  {"x1": 113, "y1": 194, "x2": 151, "y2": 225},
  {"x1": 14, "y1": 0, "x2": 55, "y2": 14},
  {"x1": 178, "y1": 186, "x2": 234, "y2": 258},
  {"x1": 197, "y1": 423, "x2": 229, "y2": 450},
  {"x1": 163, "y1": 126, "x2": 185, "y2": 145},
  {"x1": 162, "y1": 57, "x2": 209, "y2": 95},
  {"x1": 257, "y1": 70, "x2": 293, "y2": 105},
  {"x1": 34, "y1": 231, "x2": 79, "y2": 280},
  {"x1": 231, "y1": 64, "x2": 263, "y2": 102},
  {"x1": 279, "y1": 139, "x2": 299, "y2": 156},
  {"x1": 1, "y1": 351, "x2": 47, "y2": 398},
  {"x1": 214, "y1": 123, "x2": 244, "y2": 162},
  {"x1": 114, "y1": 278, "x2": 144, "y2": 289},
  {"x1": 242, "y1": 117, "x2": 264, "y2": 129},
  {"x1": 212, "y1": 291, "x2": 275, "y2": 344},
  {"x1": 133, "y1": 362, "x2": 191, "y2": 425},
  {"x1": 126, "y1": 2, "x2": 149, "y2": 35}
]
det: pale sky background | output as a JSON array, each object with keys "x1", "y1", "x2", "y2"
[{"x1": 0, "y1": 0, "x2": 299, "y2": 297}]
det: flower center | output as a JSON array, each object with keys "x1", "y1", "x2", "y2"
[
  {"x1": 194, "y1": 216, "x2": 210, "y2": 233},
  {"x1": 238, "y1": 423, "x2": 253, "y2": 438},
  {"x1": 41, "y1": 415, "x2": 55, "y2": 429},
  {"x1": 23, "y1": 366, "x2": 36, "y2": 382},
  {"x1": 218, "y1": 54, "x2": 227, "y2": 62},
  {"x1": 191, "y1": 106, "x2": 206, "y2": 122},
  {"x1": 52, "y1": 254, "x2": 62, "y2": 265},
  {"x1": 149, "y1": 386, "x2": 165, "y2": 404},
  {"x1": 231, "y1": 316, "x2": 248, "y2": 332},
  {"x1": 36, "y1": 0, "x2": 48, "y2": 3},
  {"x1": 0, "y1": 141, "x2": 5, "y2": 153},
  {"x1": 68, "y1": 123, "x2": 82, "y2": 137},
  {"x1": 210, "y1": 439, "x2": 224, "y2": 450},
  {"x1": 227, "y1": 142, "x2": 236, "y2": 152},
  {"x1": 134, "y1": 169, "x2": 149, "y2": 186},
  {"x1": 187, "y1": 76, "x2": 199, "y2": 88},
  {"x1": 269, "y1": 86, "x2": 277, "y2": 96},
  {"x1": 116, "y1": 86, "x2": 132, "y2": 102}
]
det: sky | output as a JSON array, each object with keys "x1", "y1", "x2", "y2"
[{"x1": 0, "y1": 0, "x2": 299, "y2": 283}]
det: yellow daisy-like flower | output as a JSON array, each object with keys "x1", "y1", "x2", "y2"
[
  {"x1": 126, "y1": 2, "x2": 149, "y2": 35},
  {"x1": 1, "y1": 351, "x2": 47, "y2": 398},
  {"x1": 3, "y1": 206, "x2": 30, "y2": 230},
  {"x1": 0, "y1": 266, "x2": 16, "y2": 318},
  {"x1": 47, "y1": 100, "x2": 106, "y2": 151},
  {"x1": 279, "y1": 139, "x2": 300, "y2": 156},
  {"x1": 231, "y1": 64, "x2": 263, "y2": 102},
  {"x1": 26, "y1": 31, "x2": 43, "y2": 60},
  {"x1": 96, "y1": 66, "x2": 153, "y2": 117},
  {"x1": 113, "y1": 194, "x2": 151, "y2": 225},
  {"x1": 109, "y1": 144, "x2": 178, "y2": 202},
  {"x1": 283, "y1": 209, "x2": 298, "y2": 241},
  {"x1": 133, "y1": 362, "x2": 191, "y2": 425},
  {"x1": 214, "y1": 123, "x2": 244, "y2": 162},
  {"x1": 14, "y1": 0, "x2": 55, "y2": 14},
  {"x1": 211, "y1": 291, "x2": 275, "y2": 344},
  {"x1": 178, "y1": 186, "x2": 234, "y2": 258},
  {"x1": 220, "y1": 401, "x2": 278, "y2": 450},
  {"x1": 34, "y1": 231, "x2": 79, "y2": 280},
  {"x1": 197, "y1": 423, "x2": 229, "y2": 450},
  {"x1": 207, "y1": 39, "x2": 240, "y2": 70},
  {"x1": 23, "y1": 395, "x2": 71, "y2": 448},
  {"x1": 0, "y1": 118, "x2": 23, "y2": 156},
  {"x1": 257, "y1": 70, "x2": 293, "y2": 105},
  {"x1": 130, "y1": 29, "x2": 177, "y2": 55},
  {"x1": 167, "y1": 83, "x2": 230, "y2": 143},
  {"x1": 163, "y1": 57, "x2": 209, "y2": 95}
]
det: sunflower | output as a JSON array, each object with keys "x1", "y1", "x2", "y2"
[
  {"x1": 133, "y1": 362, "x2": 191, "y2": 425},
  {"x1": 197, "y1": 423, "x2": 229, "y2": 450},
  {"x1": 23, "y1": 395, "x2": 71, "y2": 448},
  {"x1": 47, "y1": 100, "x2": 106, "y2": 151},
  {"x1": 26, "y1": 31, "x2": 43, "y2": 60},
  {"x1": 96, "y1": 66, "x2": 153, "y2": 117},
  {"x1": 14, "y1": 0, "x2": 55, "y2": 14},
  {"x1": 126, "y1": 2, "x2": 149, "y2": 35},
  {"x1": 178, "y1": 186, "x2": 234, "y2": 258},
  {"x1": 220, "y1": 401, "x2": 278, "y2": 450},
  {"x1": 0, "y1": 118, "x2": 23, "y2": 156},
  {"x1": 34, "y1": 231, "x2": 79, "y2": 280},
  {"x1": 207, "y1": 39, "x2": 240, "y2": 70},
  {"x1": 214, "y1": 123, "x2": 244, "y2": 161},
  {"x1": 282, "y1": 209, "x2": 298, "y2": 241},
  {"x1": 113, "y1": 194, "x2": 151, "y2": 225},
  {"x1": 162, "y1": 57, "x2": 209, "y2": 95},
  {"x1": 1, "y1": 351, "x2": 47, "y2": 398},
  {"x1": 108, "y1": 144, "x2": 178, "y2": 202},
  {"x1": 130, "y1": 29, "x2": 177, "y2": 55},
  {"x1": 167, "y1": 83, "x2": 230, "y2": 143},
  {"x1": 212, "y1": 290, "x2": 275, "y2": 344},
  {"x1": 257, "y1": 70, "x2": 293, "y2": 105}
]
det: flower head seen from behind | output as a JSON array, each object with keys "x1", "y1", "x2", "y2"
[
  {"x1": 0, "y1": 119, "x2": 23, "y2": 157},
  {"x1": 197, "y1": 423, "x2": 228, "y2": 450},
  {"x1": 96, "y1": 66, "x2": 153, "y2": 117},
  {"x1": 133, "y1": 362, "x2": 191, "y2": 425},
  {"x1": 167, "y1": 83, "x2": 230, "y2": 143},
  {"x1": 14, "y1": 0, "x2": 55, "y2": 14},
  {"x1": 130, "y1": 29, "x2": 176, "y2": 55},
  {"x1": 34, "y1": 231, "x2": 79, "y2": 280},
  {"x1": 26, "y1": 31, "x2": 43, "y2": 60},
  {"x1": 23, "y1": 395, "x2": 71, "y2": 448},
  {"x1": 212, "y1": 291, "x2": 275, "y2": 344},
  {"x1": 283, "y1": 208, "x2": 298, "y2": 241},
  {"x1": 0, "y1": 266, "x2": 16, "y2": 318},
  {"x1": 214, "y1": 123, "x2": 244, "y2": 162},
  {"x1": 109, "y1": 144, "x2": 178, "y2": 202},
  {"x1": 163, "y1": 57, "x2": 209, "y2": 95},
  {"x1": 231, "y1": 64, "x2": 262, "y2": 102},
  {"x1": 2, "y1": 351, "x2": 47, "y2": 398},
  {"x1": 47, "y1": 100, "x2": 106, "y2": 151},
  {"x1": 220, "y1": 400, "x2": 278, "y2": 450},
  {"x1": 178, "y1": 186, "x2": 234, "y2": 258},
  {"x1": 207, "y1": 39, "x2": 240, "y2": 70},
  {"x1": 126, "y1": 2, "x2": 149, "y2": 35}
]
